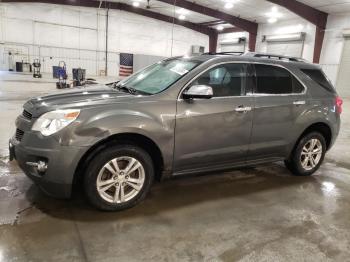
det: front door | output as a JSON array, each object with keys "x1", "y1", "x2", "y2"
[{"x1": 173, "y1": 63, "x2": 254, "y2": 173}]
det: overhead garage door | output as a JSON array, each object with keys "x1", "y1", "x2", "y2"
[
  {"x1": 220, "y1": 43, "x2": 246, "y2": 53},
  {"x1": 267, "y1": 41, "x2": 304, "y2": 58},
  {"x1": 336, "y1": 37, "x2": 350, "y2": 98}
]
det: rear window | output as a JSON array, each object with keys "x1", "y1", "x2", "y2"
[{"x1": 301, "y1": 69, "x2": 335, "y2": 93}]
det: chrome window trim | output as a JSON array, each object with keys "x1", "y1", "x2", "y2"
[{"x1": 177, "y1": 61, "x2": 307, "y2": 101}]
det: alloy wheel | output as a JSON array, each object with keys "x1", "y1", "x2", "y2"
[
  {"x1": 96, "y1": 156, "x2": 145, "y2": 203},
  {"x1": 300, "y1": 138, "x2": 323, "y2": 171}
]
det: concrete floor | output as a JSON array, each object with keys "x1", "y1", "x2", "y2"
[{"x1": 1, "y1": 72, "x2": 350, "y2": 261}]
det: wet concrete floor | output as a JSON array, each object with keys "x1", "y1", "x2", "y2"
[{"x1": 1, "y1": 72, "x2": 350, "y2": 261}]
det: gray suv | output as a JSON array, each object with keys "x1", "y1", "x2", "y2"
[{"x1": 10, "y1": 53, "x2": 342, "y2": 211}]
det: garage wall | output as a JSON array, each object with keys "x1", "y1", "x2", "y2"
[
  {"x1": 0, "y1": 3, "x2": 209, "y2": 76},
  {"x1": 320, "y1": 12, "x2": 350, "y2": 87}
]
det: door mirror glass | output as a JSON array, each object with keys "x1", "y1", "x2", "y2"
[{"x1": 183, "y1": 85, "x2": 213, "y2": 99}]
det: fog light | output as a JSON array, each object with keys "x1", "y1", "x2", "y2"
[{"x1": 26, "y1": 161, "x2": 48, "y2": 172}]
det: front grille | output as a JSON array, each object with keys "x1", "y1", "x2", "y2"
[
  {"x1": 22, "y1": 109, "x2": 32, "y2": 120},
  {"x1": 15, "y1": 128, "x2": 24, "y2": 141}
]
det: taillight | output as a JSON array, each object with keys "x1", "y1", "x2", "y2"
[{"x1": 335, "y1": 96, "x2": 343, "y2": 114}]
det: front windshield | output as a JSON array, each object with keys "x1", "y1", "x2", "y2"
[{"x1": 118, "y1": 58, "x2": 202, "y2": 95}]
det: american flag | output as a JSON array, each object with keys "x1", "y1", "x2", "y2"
[{"x1": 119, "y1": 53, "x2": 133, "y2": 77}]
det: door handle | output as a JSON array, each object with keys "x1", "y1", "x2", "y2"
[
  {"x1": 234, "y1": 106, "x2": 252, "y2": 113},
  {"x1": 293, "y1": 100, "x2": 306, "y2": 105}
]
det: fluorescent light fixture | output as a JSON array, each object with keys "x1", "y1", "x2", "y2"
[
  {"x1": 264, "y1": 32, "x2": 305, "y2": 42},
  {"x1": 220, "y1": 38, "x2": 242, "y2": 44},
  {"x1": 178, "y1": 14, "x2": 186, "y2": 20},
  {"x1": 217, "y1": 25, "x2": 224, "y2": 31},
  {"x1": 132, "y1": 1, "x2": 140, "y2": 7},
  {"x1": 176, "y1": 8, "x2": 190, "y2": 15},
  {"x1": 268, "y1": 17, "x2": 277, "y2": 23},
  {"x1": 224, "y1": 2, "x2": 234, "y2": 9}
]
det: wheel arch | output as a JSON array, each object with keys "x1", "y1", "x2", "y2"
[
  {"x1": 290, "y1": 122, "x2": 332, "y2": 157},
  {"x1": 73, "y1": 132, "x2": 165, "y2": 186}
]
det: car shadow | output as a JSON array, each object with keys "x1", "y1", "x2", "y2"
[{"x1": 25, "y1": 162, "x2": 318, "y2": 222}]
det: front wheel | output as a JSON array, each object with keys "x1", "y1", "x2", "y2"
[
  {"x1": 285, "y1": 132, "x2": 326, "y2": 176},
  {"x1": 84, "y1": 144, "x2": 154, "y2": 211}
]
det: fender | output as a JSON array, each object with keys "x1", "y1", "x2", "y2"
[
  {"x1": 59, "y1": 104, "x2": 176, "y2": 171},
  {"x1": 286, "y1": 101, "x2": 338, "y2": 155}
]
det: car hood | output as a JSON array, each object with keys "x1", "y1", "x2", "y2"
[{"x1": 23, "y1": 85, "x2": 140, "y2": 117}]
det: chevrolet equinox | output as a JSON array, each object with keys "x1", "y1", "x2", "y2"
[{"x1": 10, "y1": 53, "x2": 342, "y2": 211}]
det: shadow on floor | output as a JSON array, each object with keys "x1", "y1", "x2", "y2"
[{"x1": 24, "y1": 163, "x2": 320, "y2": 222}]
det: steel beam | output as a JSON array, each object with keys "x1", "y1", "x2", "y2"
[
  {"x1": 209, "y1": 32, "x2": 218, "y2": 53},
  {"x1": 248, "y1": 32, "x2": 257, "y2": 52},
  {"x1": 199, "y1": 20, "x2": 226, "y2": 27},
  {"x1": 219, "y1": 27, "x2": 244, "y2": 34},
  {"x1": 314, "y1": 27, "x2": 325, "y2": 64}
]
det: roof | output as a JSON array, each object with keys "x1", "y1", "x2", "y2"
[{"x1": 187, "y1": 52, "x2": 320, "y2": 69}]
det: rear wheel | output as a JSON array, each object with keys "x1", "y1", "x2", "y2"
[
  {"x1": 84, "y1": 144, "x2": 154, "y2": 211},
  {"x1": 285, "y1": 132, "x2": 326, "y2": 176}
]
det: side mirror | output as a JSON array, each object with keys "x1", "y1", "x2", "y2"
[{"x1": 182, "y1": 85, "x2": 213, "y2": 99}]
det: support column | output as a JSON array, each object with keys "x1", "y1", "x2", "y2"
[
  {"x1": 248, "y1": 32, "x2": 257, "y2": 52},
  {"x1": 209, "y1": 33, "x2": 218, "y2": 53},
  {"x1": 313, "y1": 26, "x2": 325, "y2": 64}
]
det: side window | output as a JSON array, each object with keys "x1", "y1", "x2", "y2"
[
  {"x1": 189, "y1": 63, "x2": 248, "y2": 97},
  {"x1": 255, "y1": 64, "x2": 293, "y2": 94},
  {"x1": 292, "y1": 76, "x2": 305, "y2": 93}
]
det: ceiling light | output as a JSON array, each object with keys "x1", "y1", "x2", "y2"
[
  {"x1": 132, "y1": 1, "x2": 140, "y2": 7},
  {"x1": 268, "y1": 17, "x2": 277, "y2": 23},
  {"x1": 179, "y1": 15, "x2": 186, "y2": 20},
  {"x1": 176, "y1": 8, "x2": 190, "y2": 15},
  {"x1": 266, "y1": 12, "x2": 282, "y2": 18},
  {"x1": 266, "y1": 6, "x2": 282, "y2": 18},
  {"x1": 217, "y1": 25, "x2": 224, "y2": 31},
  {"x1": 224, "y1": 2, "x2": 233, "y2": 9}
]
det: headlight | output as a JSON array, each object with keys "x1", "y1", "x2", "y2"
[{"x1": 32, "y1": 109, "x2": 80, "y2": 136}]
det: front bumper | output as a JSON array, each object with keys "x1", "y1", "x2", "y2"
[{"x1": 10, "y1": 134, "x2": 88, "y2": 199}]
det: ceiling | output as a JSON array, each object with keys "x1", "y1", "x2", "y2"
[
  {"x1": 298, "y1": 0, "x2": 350, "y2": 13},
  {"x1": 183, "y1": 0, "x2": 299, "y2": 23},
  {"x1": 100, "y1": 0, "x2": 350, "y2": 29},
  {"x1": 109, "y1": 0, "x2": 215, "y2": 23}
]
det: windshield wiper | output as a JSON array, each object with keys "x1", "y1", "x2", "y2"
[
  {"x1": 115, "y1": 84, "x2": 151, "y2": 95},
  {"x1": 117, "y1": 85, "x2": 138, "y2": 95}
]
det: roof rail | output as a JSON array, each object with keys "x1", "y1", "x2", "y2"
[
  {"x1": 245, "y1": 52, "x2": 306, "y2": 62},
  {"x1": 202, "y1": 51, "x2": 244, "y2": 56}
]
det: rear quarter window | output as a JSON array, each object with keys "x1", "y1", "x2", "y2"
[{"x1": 300, "y1": 69, "x2": 335, "y2": 93}]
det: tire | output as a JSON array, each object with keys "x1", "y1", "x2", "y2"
[
  {"x1": 84, "y1": 144, "x2": 154, "y2": 211},
  {"x1": 285, "y1": 132, "x2": 326, "y2": 176}
]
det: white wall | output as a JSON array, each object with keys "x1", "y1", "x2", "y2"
[
  {"x1": 0, "y1": 3, "x2": 209, "y2": 76},
  {"x1": 320, "y1": 12, "x2": 350, "y2": 86}
]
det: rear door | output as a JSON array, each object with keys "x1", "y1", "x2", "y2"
[{"x1": 248, "y1": 64, "x2": 307, "y2": 161}]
